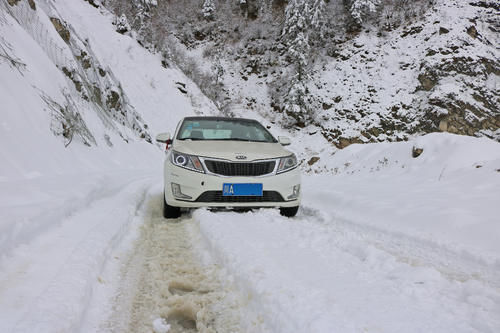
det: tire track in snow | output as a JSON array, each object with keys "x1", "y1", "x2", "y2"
[
  {"x1": 7, "y1": 176, "x2": 152, "y2": 333},
  {"x1": 0, "y1": 173, "x2": 153, "y2": 259},
  {"x1": 104, "y1": 194, "x2": 242, "y2": 333},
  {"x1": 300, "y1": 205, "x2": 500, "y2": 290}
]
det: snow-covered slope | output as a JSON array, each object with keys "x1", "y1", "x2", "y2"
[
  {"x1": 313, "y1": 0, "x2": 500, "y2": 145},
  {"x1": 1, "y1": 2, "x2": 195, "y2": 178},
  {"x1": 304, "y1": 133, "x2": 500, "y2": 263}
]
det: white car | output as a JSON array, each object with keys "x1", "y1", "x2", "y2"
[{"x1": 156, "y1": 117, "x2": 301, "y2": 218}]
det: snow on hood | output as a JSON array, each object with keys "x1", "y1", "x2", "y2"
[{"x1": 173, "y1": 140, "x2": 293, "y2": 161}]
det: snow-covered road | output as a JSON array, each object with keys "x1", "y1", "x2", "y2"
[
  {"x1": 1, "y1": 135, "x2": 499, "y2": 333},
  {"x1": 104, "y1": 191, "x2": 244, "y2": 333},
  {"x1": 97, "y1": 181, "x2": 500, "y2": 333},
  {"x1": 2, "y1": 178, "x2": 499, "y2": 332}
]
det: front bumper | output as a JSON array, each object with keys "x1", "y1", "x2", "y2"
[{"x1": 164, "y1": 160, "x2": 301, "y2": 208}]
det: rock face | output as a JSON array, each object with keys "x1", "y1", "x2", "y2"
[
  {"x1": 467, "y1": 25, "x2": 478, "y2": 38},
  {"x1": 50, "y1": 18, "x2": 71, "y2": 43},
  {"x1": 7, "y1": 0, "x2": 21, "y2": 6},
  {"x1": 312, "y1": 1, "x2": 499, "y2": 148},
  {"x1": 422, "y1": 55, "x2": 499, "y2": 139}
]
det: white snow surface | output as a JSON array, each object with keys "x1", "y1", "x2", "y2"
[
  {"x1": 194, "y1": 133, "x2": 500, "y2": 333},
  {"x1": 153, "y1": 318, "x2": 171, "y2": 333}
]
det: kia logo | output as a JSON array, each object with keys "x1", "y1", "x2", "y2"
[{"x1": 235, "y1": 155, "x2": 247, "y2": 160}]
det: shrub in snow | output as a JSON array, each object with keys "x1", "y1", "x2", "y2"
[
  {"x1": 41, "y1": 93, "x2": 96, "y2": 147},
  {"x1": 238, "y1": 0, "x2": 259, "y2": 19},
  {"x1": 84, "y1": 0, "x2": 102, "y2": 8},
  {"x1": 0, "y1": 38, "x2": 26, "y2": 72},
  {"x1": 114, "y1": 14, "x2": 130, "y2": 34}
]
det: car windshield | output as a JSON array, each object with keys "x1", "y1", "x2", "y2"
[{"x1": 176, "y1": 118, "x2": 277, "y2": 143}]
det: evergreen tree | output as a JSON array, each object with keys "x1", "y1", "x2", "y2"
[
  {"x1": 211, "y1": 52, "x2": 225, "y2": 86},
  {"x1": 280, "y1": 0, "x2": 324, "y2": 125},
  {"x1": 310, "y1": 0, "x2": 326, "y2": 30},
  {"x1": 347, "y1": 0, "x2": 380, "y2": 24},
  {"x1": 202, "y1": 0, "x2": 216, "y2": 20},
  {"x1": 282, "y1": 70, "x2": 317, "y2": 126}
]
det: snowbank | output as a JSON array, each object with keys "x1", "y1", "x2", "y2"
[{"x1": 305, "y1": 133, "x2": 500, "y2": 264}]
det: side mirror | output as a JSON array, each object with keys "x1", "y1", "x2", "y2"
[
  {"x1": 155, "y1": 132, "x2": 171, "y2": 143},
  {"x1": 278, "y1": 136, "x2": 291, "y2": 146}
]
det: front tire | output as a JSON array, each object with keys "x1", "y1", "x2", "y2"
[
  {"x1": 163, "y1": 193, "x2": 181, "y2": 219},
  {"x1": 280, "y1": 206, "x2": 299, "y2": 217}
]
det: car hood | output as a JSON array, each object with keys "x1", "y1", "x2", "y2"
[{"x1": 173, "y1": 140, "x2": 291, "y2": 161}]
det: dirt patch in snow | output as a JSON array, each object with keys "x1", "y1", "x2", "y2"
[{"x1": 103, "y1": 194, "x2": 241, "y2": 333}]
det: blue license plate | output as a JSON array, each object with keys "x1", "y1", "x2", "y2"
[{"x1": 222, "y1": 183, "x2": 263, "y2": 196}]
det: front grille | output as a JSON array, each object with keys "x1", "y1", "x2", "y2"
[
  {"x1": 204, "y1": 160, "x2": 275, "y2": 176},
  {"x1": 195, "y1": 191, "x2": 284, "y2": 203}
]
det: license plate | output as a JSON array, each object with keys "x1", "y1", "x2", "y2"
[{"x1": 222, "y1": 183, "x2": 263, "y2": 196}]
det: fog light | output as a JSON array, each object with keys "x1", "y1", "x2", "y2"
[
  {"x1": 171, "y1": 183, "x2": 192, "y2": 199},
  {"x1": 287, "y1": 184, "x2": 300, "y2": 200}
]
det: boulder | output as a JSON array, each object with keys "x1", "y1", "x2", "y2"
[
  {"x1": 467, "y1": 26, "x2": 478, "y2": 38},
  {"x1": 418, "y1": 73, "x2": 437, "y2": 91},
  {"x1": 439, "y1": 27, "x2": 449, "y2": 34},
  {"x1": 412, "y1": 147, "x2": 424, "y2": 158},
  {"x1": 308, "y1": 157, "x2": 320, "y2": 166}
]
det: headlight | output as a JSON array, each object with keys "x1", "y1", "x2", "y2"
[
  {"x1": 171, "y1": 151, "x2": 205, "y2": 173},
  {"x1": 277, "y1": 154, "x2": 298, "y2": 174}
]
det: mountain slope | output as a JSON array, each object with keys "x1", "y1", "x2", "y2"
[
  {"x1": 0, "y1": 0, "x2": 216, "y2": 180},
  {"x1": 110, "y1": 0, "x2": 499, "y2": 148}
]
